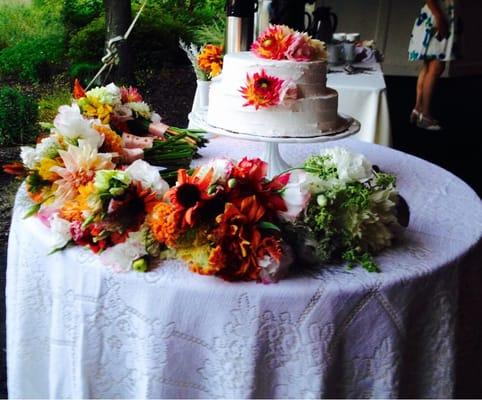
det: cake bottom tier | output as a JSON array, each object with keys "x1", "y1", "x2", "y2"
[{"x1": 207, "y1": 84, "x2": 339, "y2": 137}]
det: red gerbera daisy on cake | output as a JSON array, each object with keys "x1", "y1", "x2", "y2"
[
  {"x1": 240, "y1": 69, "x2": 285, "y2": 110},
  {"x1": 251, "y1": 25, "x2": 294, "y2": 60}
]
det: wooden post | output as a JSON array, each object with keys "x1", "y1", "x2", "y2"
[{"x1": 104, "y1": 0, "x2": 135, "y2": 84}]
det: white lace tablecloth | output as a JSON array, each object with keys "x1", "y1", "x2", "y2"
[{"x1": 7, "y1": 137, "x2": 482, "y2": 398}]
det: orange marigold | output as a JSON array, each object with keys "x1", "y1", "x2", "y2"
[
  {"x1": 197, "y1": 44, "x2": 224, "y2": 78},
  {"x1": 148, "y1": 202, "x2": 180, "y2": 247},
  {"x1": 95, "y1": 124, "x2": 124, "y2": 156}
]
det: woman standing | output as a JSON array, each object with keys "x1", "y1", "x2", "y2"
[{"x1": 408, "y1": 0, "x2": 456, "y2": 130}]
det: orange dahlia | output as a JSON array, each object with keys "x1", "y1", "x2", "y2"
[
  {"x1": 95, "y1": 124, "x2": 124, "y2": 156},
  {"x1": 251, "y1": 25, "x2": 294, "y2": 60},
  {"x1": 240, "y1": 69, "x2": 284, "y2": 109},
  {"x1": 197, "y1": 44, "x2": 224, "y2": 78}
]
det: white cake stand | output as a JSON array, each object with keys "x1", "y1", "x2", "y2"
[{"x1": 189, "y1": 109, "x2": 361, "y2": 178}]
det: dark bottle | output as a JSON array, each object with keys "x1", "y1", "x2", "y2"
[{"x1": 225, "y1": 0, "x2": 258, "y2": 53}]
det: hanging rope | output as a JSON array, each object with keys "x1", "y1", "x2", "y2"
[{"x1": 86, "y1": 0, "x2": 149, "y2": 90}]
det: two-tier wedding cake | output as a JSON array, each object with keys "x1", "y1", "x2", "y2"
[{"x1": 207, "y1": 25, "x2": 342, "y2": 137}]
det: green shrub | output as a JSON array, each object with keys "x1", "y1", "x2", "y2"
[
  {"x1": 69, "y1": 62, "x2": 101, "y2": 86},
  {"x1": 68, "y1": 16, "x2": 105, "y2": 64},
  {"x1": 131, "y1": 10, "x2": 193, "y2": 66},
  {"x1": 62, "y1": 0, "x2": 103, "y2": 32},
  {"x1": 0, "y1": 0, "x2": 64, "y2": 50},
  {"x1": 0, "y1": 86, "x2": 39, "y2": 146},
  {"x1": 0, "y1": 35, "x2": 66, "y2": 82},
  {"x1": 38, "y1": 88, "x2": 72, "y2": 124}
]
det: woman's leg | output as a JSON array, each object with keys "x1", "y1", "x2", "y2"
[
  {"x1": 421, "y1": 59, "x2": 445, "y2": 119},
  {"x1": 414, "y1": 61, "x2": 428, "y2": 112}
]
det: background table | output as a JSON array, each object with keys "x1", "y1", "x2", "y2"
[
  {"x1": 189, "y1": 62, "x2": 392, "y2": 146},
  {"x1": 7, "y1": 137, "x2": 482, "y2": 398},
  {"x1": 327, "y1": 62, "x2": 391, "y2": 146}
]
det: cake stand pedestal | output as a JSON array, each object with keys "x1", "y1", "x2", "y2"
[{"x1": 189, "y1": 109, "x2": 361, "y2": 178}]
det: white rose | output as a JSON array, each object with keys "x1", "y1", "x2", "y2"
[
  {"x1": 125, "y1": 159, "x2": 169, "y2": 195},
  {"x1": 321, "y1": 147, "x2": 373, "y2": 184},
  {"x1": 54, "y1": 103, "x2": 103, "y2": 148},
  {"x1": 279, "y1": 170, "x2": 311, "y2": 222},
  {"x1": 49, "y1": 213, "x2": 72, "y2": 249},
  {"x1": 100, "y1": 231, "x2": 147, "y2": 272},
  {"x1": 196, "y1": 158, "x2": 234, "y2": 185}
]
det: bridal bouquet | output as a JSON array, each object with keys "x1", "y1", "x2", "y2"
[
  {"x1": 282, "y1": 147, "x2": 409, "y2": 272},
  {"x1": 148, "y1": 157, "x2": 306, "y2": 283},
  {"x1": 73, "y1": 80, "x2": 207, "y2": 172}
]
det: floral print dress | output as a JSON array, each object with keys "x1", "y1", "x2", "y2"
[{"x1": 408, "y1": 0, "x2": 456, "y2": 61}]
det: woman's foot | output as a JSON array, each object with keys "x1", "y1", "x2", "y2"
[
  {"x1": 409, "y1": 109, "x2": 421, "y2": 124},
  {"x1": 417, "y1": 114, "x2": 442, "y2": 131}
]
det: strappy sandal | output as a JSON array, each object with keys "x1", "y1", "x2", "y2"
[
  {"x1": 417, "y1": 114, "x2": 442, "y2": 131},
  {"x1": 409, "y1": 109, "x2": 421, "y2": 124}
]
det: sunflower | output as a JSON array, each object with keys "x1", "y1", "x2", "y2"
[{"x1": 166, "y1": 168, "x2": 220, "y2": 228}]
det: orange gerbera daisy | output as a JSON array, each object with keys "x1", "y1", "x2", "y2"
[
  {"x1": 197, "y1": 44, "x2": 224, "y2": 78},
  {"x1": 240, "y1": 69, "x2": 284, "y2": 109}
]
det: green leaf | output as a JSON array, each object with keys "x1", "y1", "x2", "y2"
[
  {"x1": 23, "y1": 203, "x2": 41, "y2": 219},
  {"x1": 258, "y1": 221, "x2": 281, "y2": 232}
]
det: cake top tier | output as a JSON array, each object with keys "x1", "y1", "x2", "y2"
[
  {"x1": 221, "y1": 52, "x2": 328, "y2": 93},
  {"x1": 251, "y1": 25, "x2": 327, "y2": 62}
]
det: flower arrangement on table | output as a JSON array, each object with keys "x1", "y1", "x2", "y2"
[
  {"x1": 6, "y1": 126, "x2": 409, "y2": 279},
  {"x1": 179, "y1": 40, "x2": 224, "y2": 81}
]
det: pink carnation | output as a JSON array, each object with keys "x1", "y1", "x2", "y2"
[{"x1": 286, "y1": 33, "x2": 317, "y2": 62}]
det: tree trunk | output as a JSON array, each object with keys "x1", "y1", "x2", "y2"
[{"x1": 104, "y1": 0, "x2": 135, "y2": 85}]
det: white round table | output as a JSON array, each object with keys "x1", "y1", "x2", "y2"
[{"x1": 7, "y1": 137, "x2": 482, "y2": 398}]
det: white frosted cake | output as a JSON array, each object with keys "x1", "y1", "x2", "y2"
[{"x1": 207, "y1": 51, "x2": 340, "y2": 137}]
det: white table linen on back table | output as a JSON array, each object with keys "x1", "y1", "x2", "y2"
[
  {"x1": 327, "y1": 62, "x2": 391, "y2": 146},
  {"x1": 189, "y1": 62, "x2": 391, "y2": 146},
  {"x1": 7, "y1": 137, "x2": 482, "y2": 398}
]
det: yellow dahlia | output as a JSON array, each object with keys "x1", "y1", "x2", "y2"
[{"x1": 38, "y1": 158, "x2": 62, "y2": 182}]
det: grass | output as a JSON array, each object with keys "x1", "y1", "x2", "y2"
[{"x1": 0, "y1": 0, "x2": 63, "y2": 50}]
